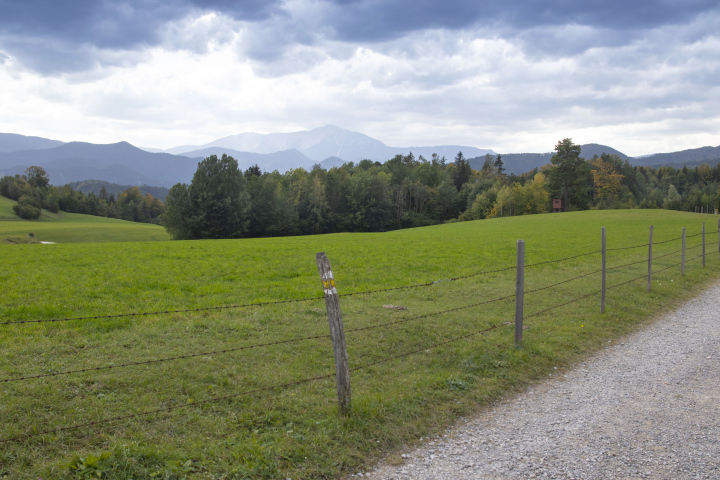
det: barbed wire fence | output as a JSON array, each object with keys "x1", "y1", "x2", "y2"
[{"x1": 0, "y1": 219, "x2": 719, "y2": 445}]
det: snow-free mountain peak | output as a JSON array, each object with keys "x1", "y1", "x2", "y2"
[{"x1": 162, "y1": 125, "x2": 494, "y2": 163}]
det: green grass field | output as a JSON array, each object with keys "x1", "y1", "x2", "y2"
[
  {"x1": 0, "y1": 196, "x2": 170, "y2": 244},
  {"x1": 0, "y1": 209, "x2": 719, "y2": 479}
]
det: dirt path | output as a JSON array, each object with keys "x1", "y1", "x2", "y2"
[{"x1": 363, "y1": 283, "x2": 720, "y2": 480}]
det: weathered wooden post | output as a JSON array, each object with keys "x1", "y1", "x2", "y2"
[
  {"x1": 702, "y1": 222, "x2": 706, "y2": 268},
  {"x1": 315, "y1": 252, "x2": 351, "y2": 415},
  {"x1": 717, "y1": 219, "x2": 720, "y2": 260},
  {"x1": 515, "y1": 240, "x2": 525, "y2": 348},
  {"x1": 601, "y1": 227, "x2": 606, "y2": 314},
  {"x1": 647, "y1": 225, "x2": 653, "y2": 292},
  {"x1": 681, "y1": 227, "x2": 686, "y2": 277}
]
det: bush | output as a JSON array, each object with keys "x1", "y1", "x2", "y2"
[{"x1": 13, "y1": 195, "x2": 42, "y2": 219}]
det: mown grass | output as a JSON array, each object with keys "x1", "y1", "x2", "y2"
[
  {"x1": 0, "y1": 209, "x2": 719, "y2": 479},
  {"x1": 0, "y1": 196, "x2": 170, "y2": 244}
]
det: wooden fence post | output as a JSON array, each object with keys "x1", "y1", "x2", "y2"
[
  {"x1": 702, "y1": 222, "x2": 705, "y2": 267},
  {"x1": 717, "y1": 219, "x2": 719, "y2": 260},
  {"x1": 315, "y1": 252, "x2": 351, "y2": 415},
  {"x1": 681, "y1": 227, "x2": 686, "y2": 277},
  {"x1": 647, "y1": 225, "x2": 653, "y2": 292},
  {"x1": 601, "y1": 227, "x2": 606, "y2": 314},
  {"x1": 515, "y1": 240, "x2": 525, "y2": 348}
]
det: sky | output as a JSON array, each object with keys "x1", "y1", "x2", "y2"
[{"x1": 0, "y1": 0, "x2": 718, "y2": 156}]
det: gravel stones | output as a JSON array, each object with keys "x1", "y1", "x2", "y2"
[{"x1": 364, "y1": 283, "x2": 720, "y2": 479}]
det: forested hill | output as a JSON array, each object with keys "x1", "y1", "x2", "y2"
[
  {"x1": 468, "y1": 144, "x2": 629, "y2": 175},
  {"x1": 631, "y1": 145, "x2": 720, "y2": 168},
  {"x1": 468, "y1": 143, "x2": 720, "y2": 176},
  {"x1": 67, "y1": 180, "x2": 170, "y2": 202}
]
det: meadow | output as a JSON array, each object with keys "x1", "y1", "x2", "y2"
[
  {"x1": 0, "y1": 196, "x2": 170, "y2": 244},
  {"x1": 0, "y1": 208, "x2": 719, "y2": 479}
]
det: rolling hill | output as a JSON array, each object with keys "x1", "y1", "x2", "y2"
[
  {"x1": 0, "y1": 141, "x2": 201, "y2": 187},
  {"x1": 0, "y1": 195, "x2": 170, "y2": 243}
]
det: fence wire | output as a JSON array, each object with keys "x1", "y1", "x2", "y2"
[
  {"x1": 0, "y1": 370, "x2": 338, "y2": 444},
  {"x1": 338, "y1": 265, "x2": 516, "y2": 298},
  {"x1": 350, "y1": 323, "x2": 501, "y2": 373},
  {"x1": 6, "y1": 234, "x2": 714, "y2": 327},
  {"x1": 2, "y1": 223, "x2": 716, "y2": 445},
  {"x1": 654, "y1": 248, "x2": 683, "y2": 260},
  {"x1": 524, "y1": 268, "x2": 602, "y2": 294},
  {"x1": 524, "y1": 251, "x2": 703, "y2": 319},
  {"x1": 652, "y1": 235, "x2": 684, "y2": 245},
  {"x1": 524, "y1": 289, "x2": 601, "y2": 319},
  {"x1": 0, "y1": 296, "x2": 325, "y2": 326},
  {"x1": 524, "y1": 249, "x2": 601, "y2": 268},
  {"x1": 606, "y1": 257, "x2": 648, "y2": 271},
  {"x1": 345, "y1": 294, "x2": 514, "y2": 335},
  {"x1": 2, "y1": 265, "x2": 520, "y2": 326},
  {"x1": 0, "y1": 332, "x2": 331, "y2": 384},
  {"x1": 606, "y1": 273, "x2": 648, "y2": 291},
  {"x1": 1, "y1": 321, "x2": 504, "y2": 445},
  {"x1": 605, "y1": 243, "x2": 649, "y2": 252}
]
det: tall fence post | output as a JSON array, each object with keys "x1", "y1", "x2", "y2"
[
  {"x1": 717, "y1": 219, "x2": 720, "y2": 260},
  {"x1": 515, "y1": 240, "x2": 525, "y2": 349},
  {"x1": 681, "y1": 227, "x2": 686, "y2": 277},
  {"x1": 601, "y1": 227, "x2": 606, "y2": 314},
  {"x1": 315, "y1": 252, "x2": 351, "y2": 415},
  {"x1": 647, "y1": 225, "x2": 653, "y2": 292},
  {"x1": 702, "y1": 222, "x2": 706, "y2": 268}
]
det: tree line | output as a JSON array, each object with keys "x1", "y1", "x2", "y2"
[
  {"x1": 164, "y1": 139, "x2": 720, "y2": 240},
  {"x1": 0, "y1": 167, "x2": 165, "y2": 223},
  {"x1": 2, "y1": 138, "x2": 719, "y2": 236}
]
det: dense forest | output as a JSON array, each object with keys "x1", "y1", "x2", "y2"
[
  {"x1": 2, "y1": 138, "x2": 719, "y2": 238},
  {"x1": 67, "y1": 179, "x2": 170, "y2": 202},
  {"x1": 163, "y1": 139, "x2": 720, "y2": 240},
  {"x1": 0, "y1": 167, "x2": 165, "y2": 223}
]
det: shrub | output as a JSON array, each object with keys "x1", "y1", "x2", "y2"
[{"x1": 13, "y1": 195, "x2": 42, "y2": 219}]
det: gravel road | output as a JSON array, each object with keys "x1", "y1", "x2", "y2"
[{"x1": 361, "y1": 283, "x2": 720, "y2": 480}]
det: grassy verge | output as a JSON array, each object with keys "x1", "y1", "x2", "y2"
[
  {"x1": 0, "y1": 209, "x2": 719, "y2": 479},
  {"x1": 0, "y1": 196, "x2": 170, "y2": 244}
]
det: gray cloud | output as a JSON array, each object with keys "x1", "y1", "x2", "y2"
[
  {"x1": 316, "y1": 0, "x2": 720, "y2": 43},
  {"x1": 1, "y1": 0, "x2": 718, "y2": 74},
  {"x1": 0, "y1": 0, "x2": 718, "y2": 157},
  {"x1": 0, "y1": 0, "x2": 280, "y2": 73}
]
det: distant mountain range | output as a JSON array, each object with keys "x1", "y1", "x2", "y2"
[
  {"x1": 176, "y1": 147, "x2": 316, "y2": 172},
  {"x1": 162, "y1": 125, "x2": 496, "y2": 163},
  {"x1": 0, "y1": 141, "x2": 199, "y2": 187},
  {"x1": 0, "y1": 126, "x2": 718, "y2": 188}
]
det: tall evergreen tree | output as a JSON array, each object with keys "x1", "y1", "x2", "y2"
[
  {"x1": 452, "y1": 151, "x2": 472, "y2": 190},
  {"x1": 548, "y1": 138, "x2": 588, "y2": 211},
  {"x1": 493, "y1": 154, "x2": 506, "y2": 176}
]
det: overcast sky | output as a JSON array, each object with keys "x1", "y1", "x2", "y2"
[{"x1": 0, "y1": 0, "x2": 718, "y2": 156}]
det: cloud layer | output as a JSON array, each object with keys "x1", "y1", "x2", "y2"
[{"x1": 0, "y1": 1, "x2": 718, "y2": 155}]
